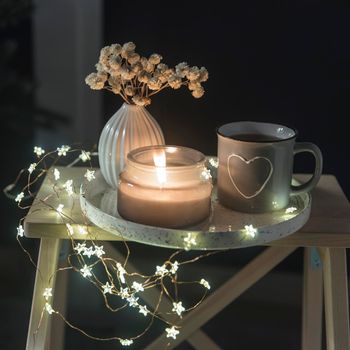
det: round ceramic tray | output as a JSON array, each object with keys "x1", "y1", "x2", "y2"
[{"x1": 80, "y1": 158, "x2": 311, "y2": 250}]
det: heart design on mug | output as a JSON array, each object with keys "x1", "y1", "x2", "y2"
[{"x1": 227, "y1": 154, "x2": 273, "y2": 199}]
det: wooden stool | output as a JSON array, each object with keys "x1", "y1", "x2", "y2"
[{"x1": 24, "y1": 169, "x2": 350, "y2": 350}]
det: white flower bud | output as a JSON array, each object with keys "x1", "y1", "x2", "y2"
[
  {"x1": 192, "y1": 86, "x2": 204, "y2": 98},
  {"x1": 149, "y1": 53, "x2": 162, "y2": 65}
]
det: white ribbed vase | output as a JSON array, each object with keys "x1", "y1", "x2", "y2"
[{"x1": 98, "y1": 103, "x2": 165, "y2": 188}]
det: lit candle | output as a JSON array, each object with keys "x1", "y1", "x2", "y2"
[{"x1": 117, "y1": 146, "x2": 213, "y2": 228}]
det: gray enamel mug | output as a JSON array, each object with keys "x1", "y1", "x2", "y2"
[{"x1": 217, "y1": 121, "x2": 323, "y2": 213}]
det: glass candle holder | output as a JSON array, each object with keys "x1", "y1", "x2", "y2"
[{"x1": 117, "y1": 146, "x2": 213, "y2": 228}]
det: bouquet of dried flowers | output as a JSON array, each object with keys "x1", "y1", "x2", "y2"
[{"x1": 85, "y1": 42, "x2": 208, "y2": 106}]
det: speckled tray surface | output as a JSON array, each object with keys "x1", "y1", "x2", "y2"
[{"x1": 80, "y1": 158, "x2": 311, "y2": 250}]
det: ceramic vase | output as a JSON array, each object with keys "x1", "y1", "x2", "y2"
[{"x1": 98, "y1": 103, "x2": 165, "y2": 188}]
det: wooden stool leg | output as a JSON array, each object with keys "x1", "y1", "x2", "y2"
[
  {"x1": 26, "y1": 238, "x2": 61, "y2": 350},
  {"x1": 302, "y1": 247, "x2": 323, "y2": 350},
  {"x1": 322, "y1": 248, "x2": 350, "y2": 350},
  {"x1": 146, "y1": 246, "x2": 296, "y2": 350}
]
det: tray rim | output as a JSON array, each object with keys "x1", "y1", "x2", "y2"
[{"x1": 80, "y1": 158, "x2": 311, "y2": 250}]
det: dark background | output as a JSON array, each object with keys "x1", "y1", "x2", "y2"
[{"x1": 1, "y1": 0, "x2": 349, "y2": 349}]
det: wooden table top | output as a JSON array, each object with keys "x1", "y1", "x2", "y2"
[{"x1": 24, "y1": 167, "x2": 350, "y2": 248}]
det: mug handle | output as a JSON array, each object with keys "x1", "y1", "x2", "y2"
[{"x1": 290, "y1": 142, "x2": 323, "y2": 195}]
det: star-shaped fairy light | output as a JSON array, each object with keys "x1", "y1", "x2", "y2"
[
  {"x1": 127, "y1": 295, "x2": 139, "y2": 308},
  {"x1": 120, "y1": 339, "x2": 133, "y2": 346},
  {"x1": 65, "y1": 223, "x2": 74, "y2": 236},
  {"x1": 56, "y1": 204, "x2": 64, "y2": 213},
  {"x1": 15, "y1": 192, "x2": 24, "y2": 203},
  {"x1": 83, "y1": 246, "x2": 94, "y2": 258},
  {"x1": 200, "y1": 278, "x2": 211, "y2": 290},
  {"x1": 132, "y1": 281, "x2": 144, "y2": 293},
  {"x1": 34, "y1": 146, "x2": 45, "y2": 157},
  {"x1": 43, "y1": 287, "x2": 52, "y2": 300},
  {"x1": 244, "y1": 224, "x2": 257, "y2": 238},
  {"x1": 74, "y1": 242, "x2": 86, "y2": 254},
  {"x1": 285, "y1": 206, "x2": 297, "y2": 214},
  {"x1": 184, "y1": 233, "x2": 197, "y2": 250},
  {"x1": 170, "y1": 261, "x2": 179, "y2": 275},
  {"x1": 84, "y1": 169, "x2": 95, "y2": 182},
  {"x1": 79, "y1": 151, "x2": 91, "y2": 162},
  {"x1": 53, "y1": 168, "x2": 60, "y2": 181},
  {"x1": 208, "y1": 157, "x2": 219, "y2": 168},
  {"x1": 119, "y1": 287, "x2": 130, "y2": 300},
  {"x1": 94, "y1": 245, "x2": 105, "y2": 258},
  {"x1": 102, "y1": 282, "x2": 113, "y2": 294},
  {"x1": 28, "y1": 163, "x2": 37, "y2": 174},
  {"x1": 45, "y1": 302, "x2": 54, "y2": 315},
  {"x1": 116, "y1": 263, "x2": 127, "y2": 284},
  {"x1": 138, "y1": 305, "x2": 149, "y2": 316},
  {"x1": 57, "y1": 145, "x2": 71, "y2": 156},
  {"x1": 63, "y1": 179, "x2": 74, "y2": 196},
  {"x1": 200, "y1": 168, "x2": 212, "y2": 181},
  {"x1": 155, "y1": 264, "x2": 168, "y2": 277},
  {"x1": 17, "y1": 225, "x2": 24, "y2": 237},
  {"x1": 172, "y1": 301, "x2": 185, "y2": 316},
  {"x1": 165, "y1": 326, "x2": 180, "y2": 339},
  {"x1": 80, "y1": 264, "x2": 92, "y2": 278}
]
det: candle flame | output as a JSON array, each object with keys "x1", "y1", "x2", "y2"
[{"x1": 153, "y1": 150, "x2": 167, "y2": 184}]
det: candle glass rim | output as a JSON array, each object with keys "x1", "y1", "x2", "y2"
[{"x1": 127, "y1": 145, "x2": 206, "y2": 171}]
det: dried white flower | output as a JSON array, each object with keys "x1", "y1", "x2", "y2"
[
  {"x1": 109, "y1": 54, "x2": 122, "y2": 70},
  {"x1": 34, "y1": 146, "x2": 45, "y2": 157},
  {"x1": 175, "y1": 62, "x2": 189, "y2": 78},
  {"x1": 192, "y1": 86, "x2": 205, "y2": 98},
  {"x1": 198, "y1": 67, "x2": 209, "y2": 82},
  {"x1": 188, "y1": 80, "x2": 201, "y2": 91},
  {"x1": 147, "y1": 77, "x2": 162, "y2": 90},
  {"x1": 144, "y1": 61, "x2": 155, "y2": 73},
  {"x1": 120, "y1": 66, "x2": 136, "y2": 80},
  {"x1": 165, "y1": 326, "x2": 179, "y2": 339},
  {"x1": 187, "y1": 66, "x2": 201, "y2": 81},
  {"x1": 132, "y1": 95, "x2": 150, "y2": 106},
  {"x1": 128, "y1": 52, "x2": 140, "y2": 65},
  {"x1": 17, "y1": 224, "x2": 24, "y2": 237},
  {"x1": 137, "y1": 71, "x2": 151, "y2": 83},
  {"x1": 157, "y1": 63, "x2": 168, "y2": 73},
  {"x1": 85, "y1": 72, "x2": 105, "y2": 90},
  {"x1": 149, "y1": 53, "x2": 162, "y2": 65},
  {"x1": 168, "y1": 75, "x2": 182, "y2": 89},
  {"x1": 110, "y1": 43, "x2": 122, "y2": 55}
]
